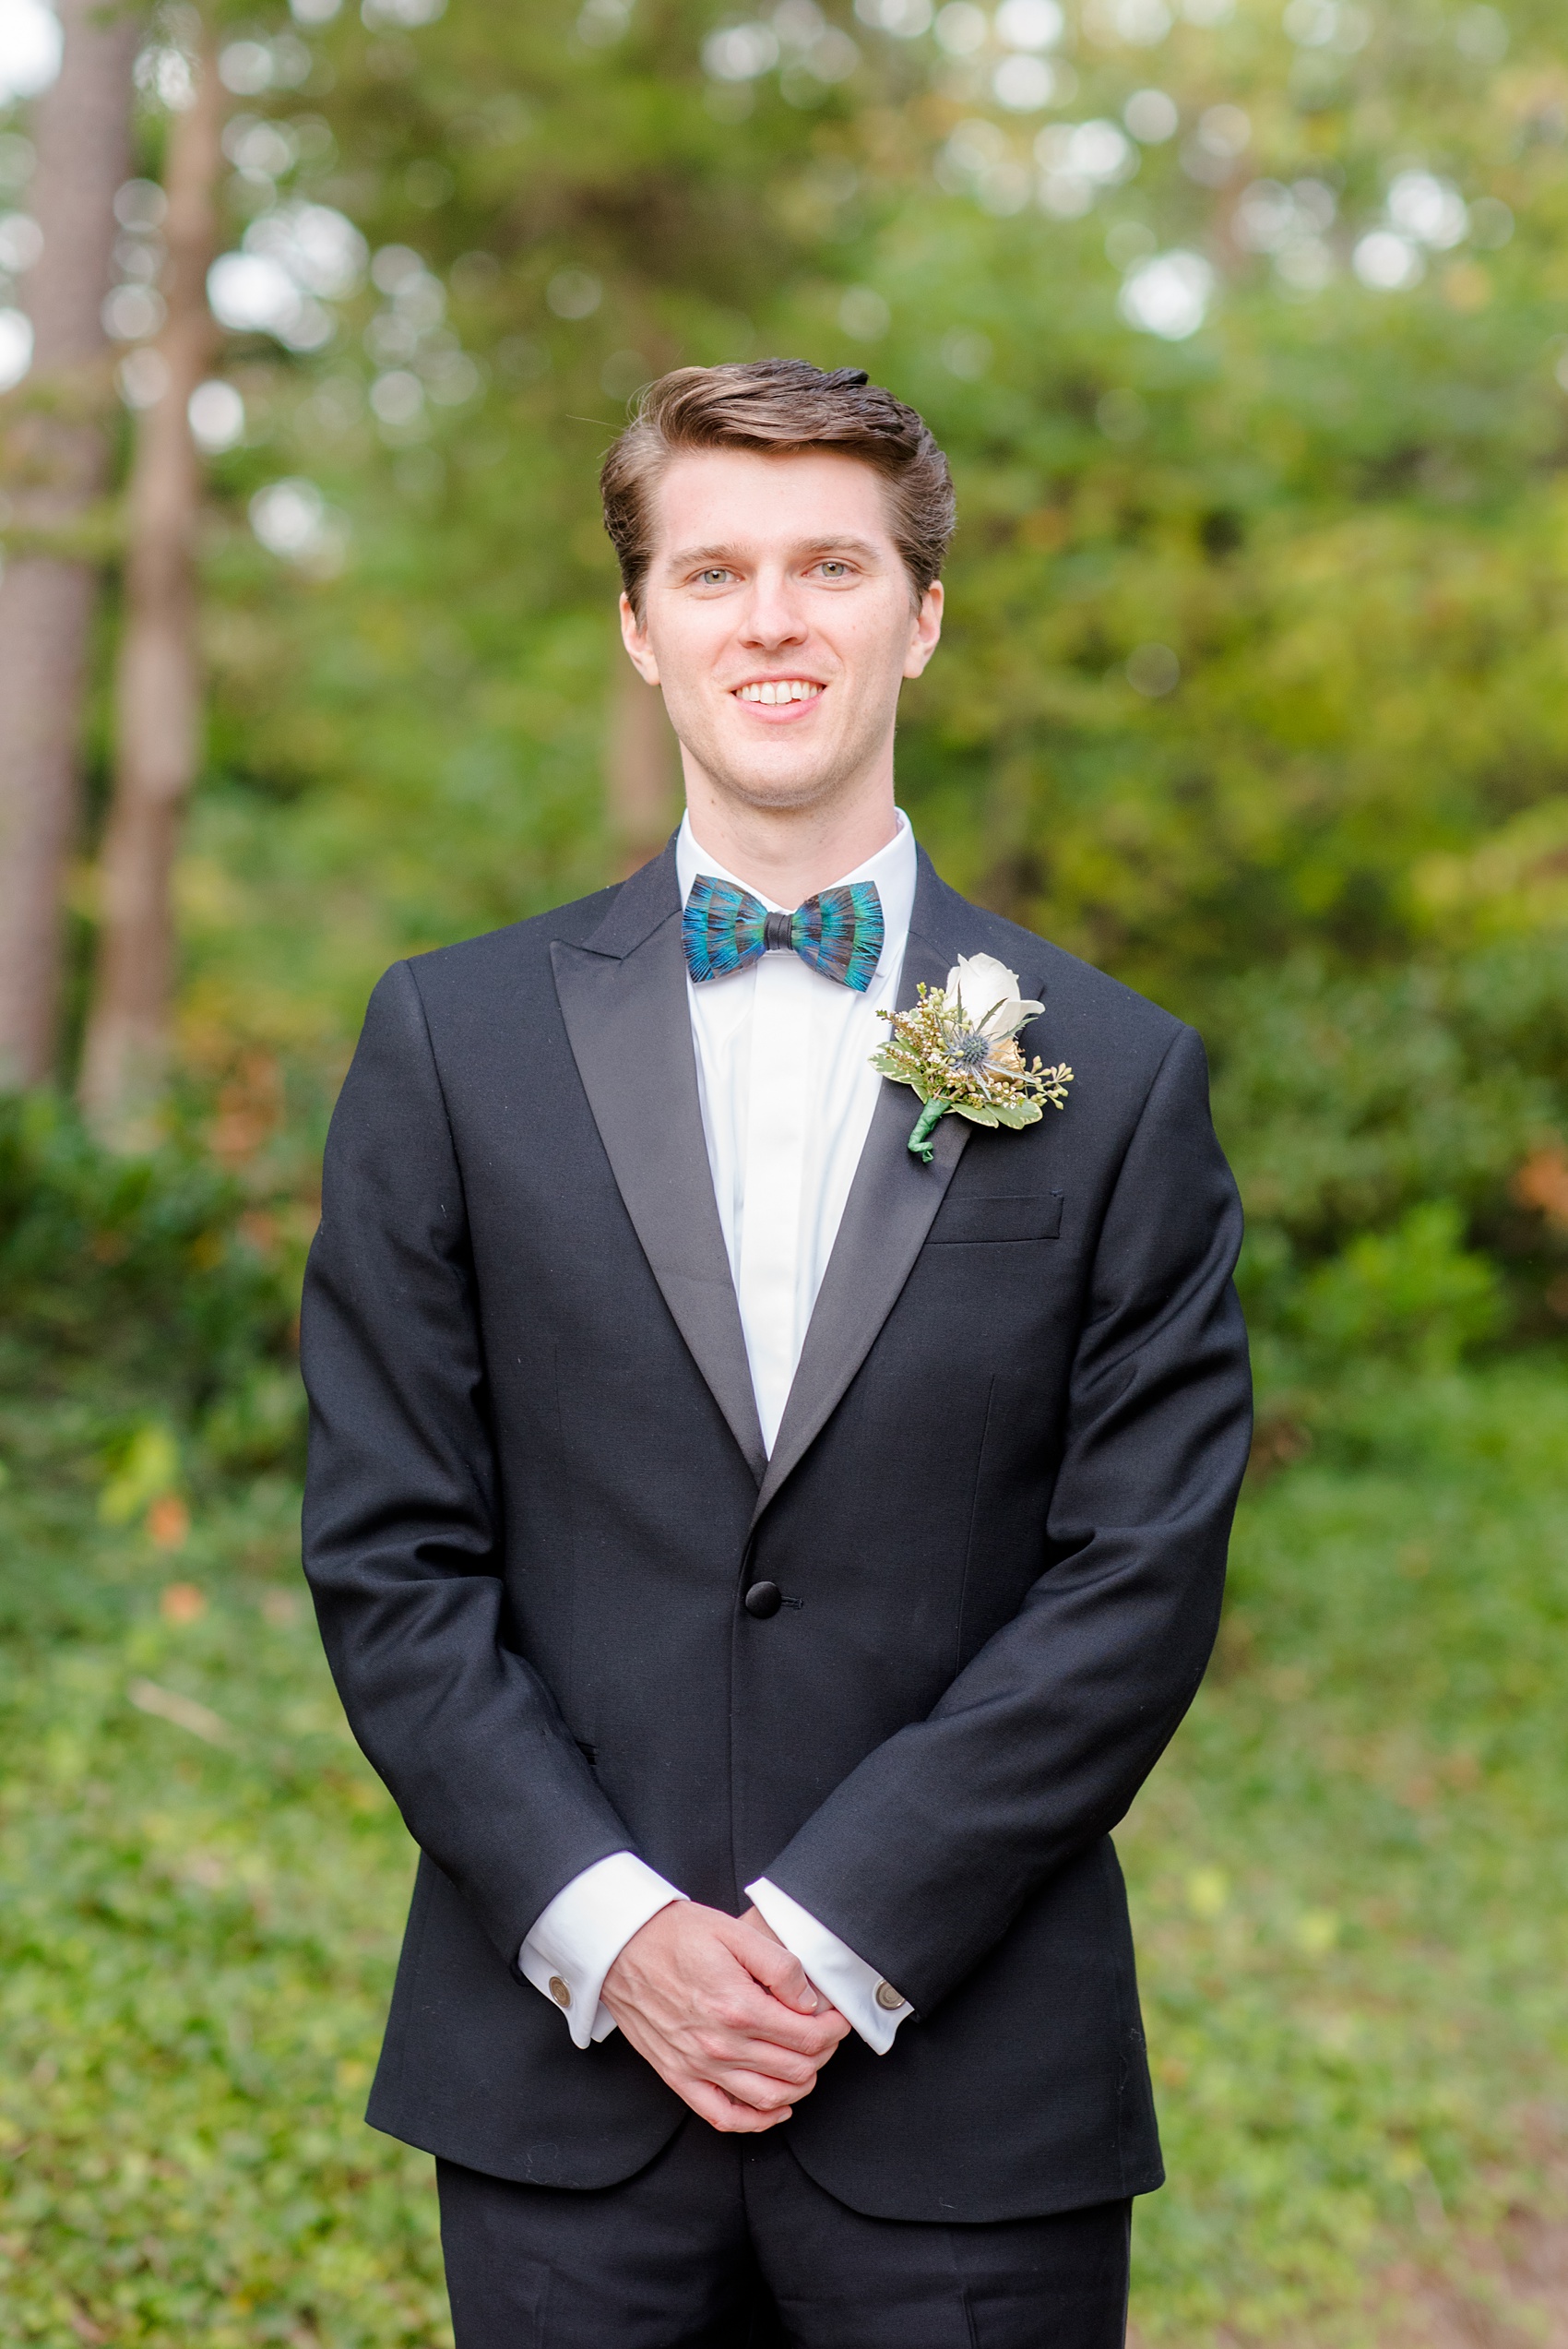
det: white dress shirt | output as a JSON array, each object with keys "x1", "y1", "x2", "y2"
[
  {"x1": 680, "y1": 808, "x2": 918, "y2": 1453},
  {"x1": 517, "y1": 813, "x2": 919, "y2": 2057}
]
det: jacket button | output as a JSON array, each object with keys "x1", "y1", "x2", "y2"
[
  {"x1": 874, "y1": 1981, "x2": 906, "y2": 2011},
  {"x1": 743, "y1": 1580, "x2": 782, "y2": 1618},
  {"x1": 549, "y1": 1976, "x2": 572, "y2": 2008}
]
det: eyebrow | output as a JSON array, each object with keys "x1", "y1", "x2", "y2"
[{"x1": 662, "y1": 535, "x2": 886, "y2": 571}]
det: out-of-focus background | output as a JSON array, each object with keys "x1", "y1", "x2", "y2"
[{"x1": 1, "y1": 0, "x2": 1566, "y2": 2337}]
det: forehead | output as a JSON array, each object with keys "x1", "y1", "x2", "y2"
[{"x1": 647, "y1": 445, "x2": 896, "y2": 562}]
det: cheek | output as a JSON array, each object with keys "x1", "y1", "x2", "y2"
[
  {"x1": 826, "y1": 591, "x2": 910, "y2": 676},
  {"x1": 646, "y1": 612, "x2": 731, "y2": 695},
  {"x1": 836, "y1": 605, "x2": 920, "y2": 698}
]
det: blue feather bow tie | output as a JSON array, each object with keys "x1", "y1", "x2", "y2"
[{"x1": 682, "y1": 875, "x2": 885, "y2": 994}]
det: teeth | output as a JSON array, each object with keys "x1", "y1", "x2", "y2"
[{"x1": 738, "y1": 680, "x2": 821, "y2": 704}]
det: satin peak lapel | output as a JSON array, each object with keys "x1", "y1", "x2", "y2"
[
  {"x1": 552, "y1": 845, "x2": 767, "y2": 1484},
  {"x1": 754, "y1": 853, "x2": 1041, "y2": 1521}
]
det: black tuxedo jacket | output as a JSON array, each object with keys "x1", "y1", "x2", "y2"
[{"x1": 300, "y1": 841, "x2": 1251, "y2": 2223}]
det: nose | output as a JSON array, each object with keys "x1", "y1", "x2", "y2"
[{"x1": 739, "y1": 564, "x2": 808, "y2": 651}]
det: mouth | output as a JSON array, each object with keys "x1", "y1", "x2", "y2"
[{"x1": 732, "y1": 678, "x2": 825, "y2": 709}]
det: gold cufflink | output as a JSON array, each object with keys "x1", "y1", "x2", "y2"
[
  {"x1": 549, "y1": 1975, "x2": 572, "y2": 2008},
  {"x1": 874, "y1": 1980, "x2": 905, "y2": 2011}
]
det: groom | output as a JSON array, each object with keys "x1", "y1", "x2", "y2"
[{"x1": 301, "y1": 359, "x2": 1252, "y2": 2345}]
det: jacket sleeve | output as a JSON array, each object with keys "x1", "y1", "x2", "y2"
[
  {"x1": 300, "y1": 961, "x2": 639, "y2": 1972},
  {"x1": 760, "y1": 1021, "x2": 1253, "y2": 2017}
]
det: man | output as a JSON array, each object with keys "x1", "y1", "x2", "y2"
[{"x1": 302, "y1": 358, "x2": 1252, "y2": 2346}]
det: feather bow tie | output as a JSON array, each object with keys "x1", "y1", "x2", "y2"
[{"x1": 682, "y1": 876, "x2": 885, "y2": 994}]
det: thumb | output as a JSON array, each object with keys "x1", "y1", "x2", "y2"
[{"x1": 731, "y1": 1913, "x2": 824, "y2": 2014}]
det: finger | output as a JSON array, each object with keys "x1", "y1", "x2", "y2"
[
  {"x1": 611, "y1": 1973, "x2": 822, "y2": 2063},
  {"x1": 737, "y1": 1911, "x2": 837, "y2": 2018},
  {"x1": 700, "y1": 2035, "x2": 819, "y2": 2092},
  {"x1": 728, "y1": 2013, "x2": 844, "y2": 2066},
  {"x1": 728, "y1": 1922, "x2": 821, "y2": 2015},
  {"x1": 709, "y1": 2065, "x2": 812, "y2": 2115},
  {"x1": 709, "y1": 2104, "x2": 790, "y2": 2134},
  {"x1": 748, "y1": 2007, "x2": 849, "y2": 2058},
  {"x1": 624, "y1": 2009, "x2": 823, "y2": 2101},
  {"x1": 707, "y1": 1988, "x2": 847, "y2": 2058},
  {"x1": 680, "y1": 2077, "x2": 791, "y2": 2133}
]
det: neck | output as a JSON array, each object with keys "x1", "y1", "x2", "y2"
[{"x1": 682, "y1": 769, "x2": 900, "y2": 906}]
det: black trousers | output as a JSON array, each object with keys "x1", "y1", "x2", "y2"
[{"x1": 437, "y1": 2120, "x2": 1132, "y2": 2348}]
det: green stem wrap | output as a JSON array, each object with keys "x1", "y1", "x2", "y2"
[{"x1": 908, "y1": 1095, "x2": 951, "y2": 1163}]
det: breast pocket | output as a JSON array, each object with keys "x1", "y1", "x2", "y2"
[{"x1": 925, "y1": 1191, "x2": 1064, "y2": 1245}]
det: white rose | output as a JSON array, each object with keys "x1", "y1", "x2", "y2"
[{"x1": 946, "y1": 952, "x2": 1044, "y2": 1040}]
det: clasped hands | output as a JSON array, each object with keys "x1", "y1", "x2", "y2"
[{"x1": 601, "y1": 1901, "x2": 849, "y2": 2134}]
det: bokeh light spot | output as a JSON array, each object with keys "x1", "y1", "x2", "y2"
[
  {"x1": 994, "y1": 0, "x2": 1063, "y2": 50},
  {"x1": 1119, "y1": 248, "x2": 1214, "y2": 339},
  {"x1": 0, "y1": 302, "x2": 31, "y2": 390},
  {"x1": 189, "y1": 379, "x2": 246, "y2": 452},
  {"x1": 0, "y1": 0, "x2": 61, "y2": 102},
  {"x1": 1124, "y1": 88, "x2": 1178, "y2": 143}
]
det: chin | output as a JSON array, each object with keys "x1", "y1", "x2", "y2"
[
  {"x1": 708, "y1": 728, "x2": 875, "y2": 812},
  {"x1": 711, "y1": 762, "x2": 851, "y2": 816}
]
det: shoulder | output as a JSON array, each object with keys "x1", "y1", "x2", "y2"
[
  {"x1": 357, "y1": 884, "x2": 623, "y2": 1040},
  {"x1": 406, "y1": 884, "x2": 620, "y2": 997}
]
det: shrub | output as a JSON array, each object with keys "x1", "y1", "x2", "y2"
[
  {"x1": 1207, "y1": 940, "x2": 1568, "y2": 1368},
  {"x1": 1295, "y1": 1202, "x2": 1505, "y2": 1373},
  {"x1": 0, "y1": 1092, "x2": 303, "y2": 1453}
]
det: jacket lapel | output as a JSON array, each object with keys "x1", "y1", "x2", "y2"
[
  {"x1": 753, "y1": 850, "x2": 1025, "y2": 1522},
  {"x1": 552, "y1": 844, "x2": 768, "y2": 1485}
]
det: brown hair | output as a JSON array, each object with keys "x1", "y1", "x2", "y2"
[{"x1": 600, "y1": 358, "x2": 956, "y2": 615}]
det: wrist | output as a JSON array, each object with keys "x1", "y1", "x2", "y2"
[{"x1": 521, "y1": 1854, "x2": 684, "y2": 2049}]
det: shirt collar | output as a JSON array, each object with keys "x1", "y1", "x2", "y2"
[{"x1": 675, "y1": 807, "x2": 917, "y2": 961}]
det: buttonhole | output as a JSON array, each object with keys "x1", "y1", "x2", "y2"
[{"x1": 781, "y1": 1595, "x2": 804, "y2": 1611}]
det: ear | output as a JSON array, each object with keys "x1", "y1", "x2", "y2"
[
  {"x1": 902, "y1": 581, "x2": 944, "y2": 681},
  {"x1": 620, "y1": 591, "x2": 660, "y2": 686}
]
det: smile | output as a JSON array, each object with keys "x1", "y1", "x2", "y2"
[{"x1": 734, "y1": 680, "x2": 823, "y2": 705}]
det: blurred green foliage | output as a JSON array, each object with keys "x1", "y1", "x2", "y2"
[
  {"x1": 0, "y1": 1090, "x2": 303, "y2": 1418},
  {"x1": 1215, "y1": 928, "x2": 1568, "y2": 1379},
  {"x1": 0, "y1": 1415, "x2": 442, "y2": 2347},
  {"x1": 1296, "y1": 1199, "x2": 1503, "y2": 1370}
]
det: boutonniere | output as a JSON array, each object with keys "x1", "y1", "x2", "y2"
[{"x1": 872, "y1": 952, "x2": 1073, "y2": 1163}]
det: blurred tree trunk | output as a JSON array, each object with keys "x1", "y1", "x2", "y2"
[
  {"x1": 78, "y1": 35, "x2": 222, "y2": 1138},
  {"x1": 0, "y1": 0, "x2": 140, "y2": 1091},
  {"x1": 608, "y1": 656, "x2": 679, "y2": 878}
]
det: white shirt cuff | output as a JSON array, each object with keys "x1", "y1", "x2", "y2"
[
  {"x1": 519, "y1": 1852, "x2": 685, "y2": 2049},
  {"x1": 746, "y1": 1877, "x2": 912, "y2": 2056}
]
